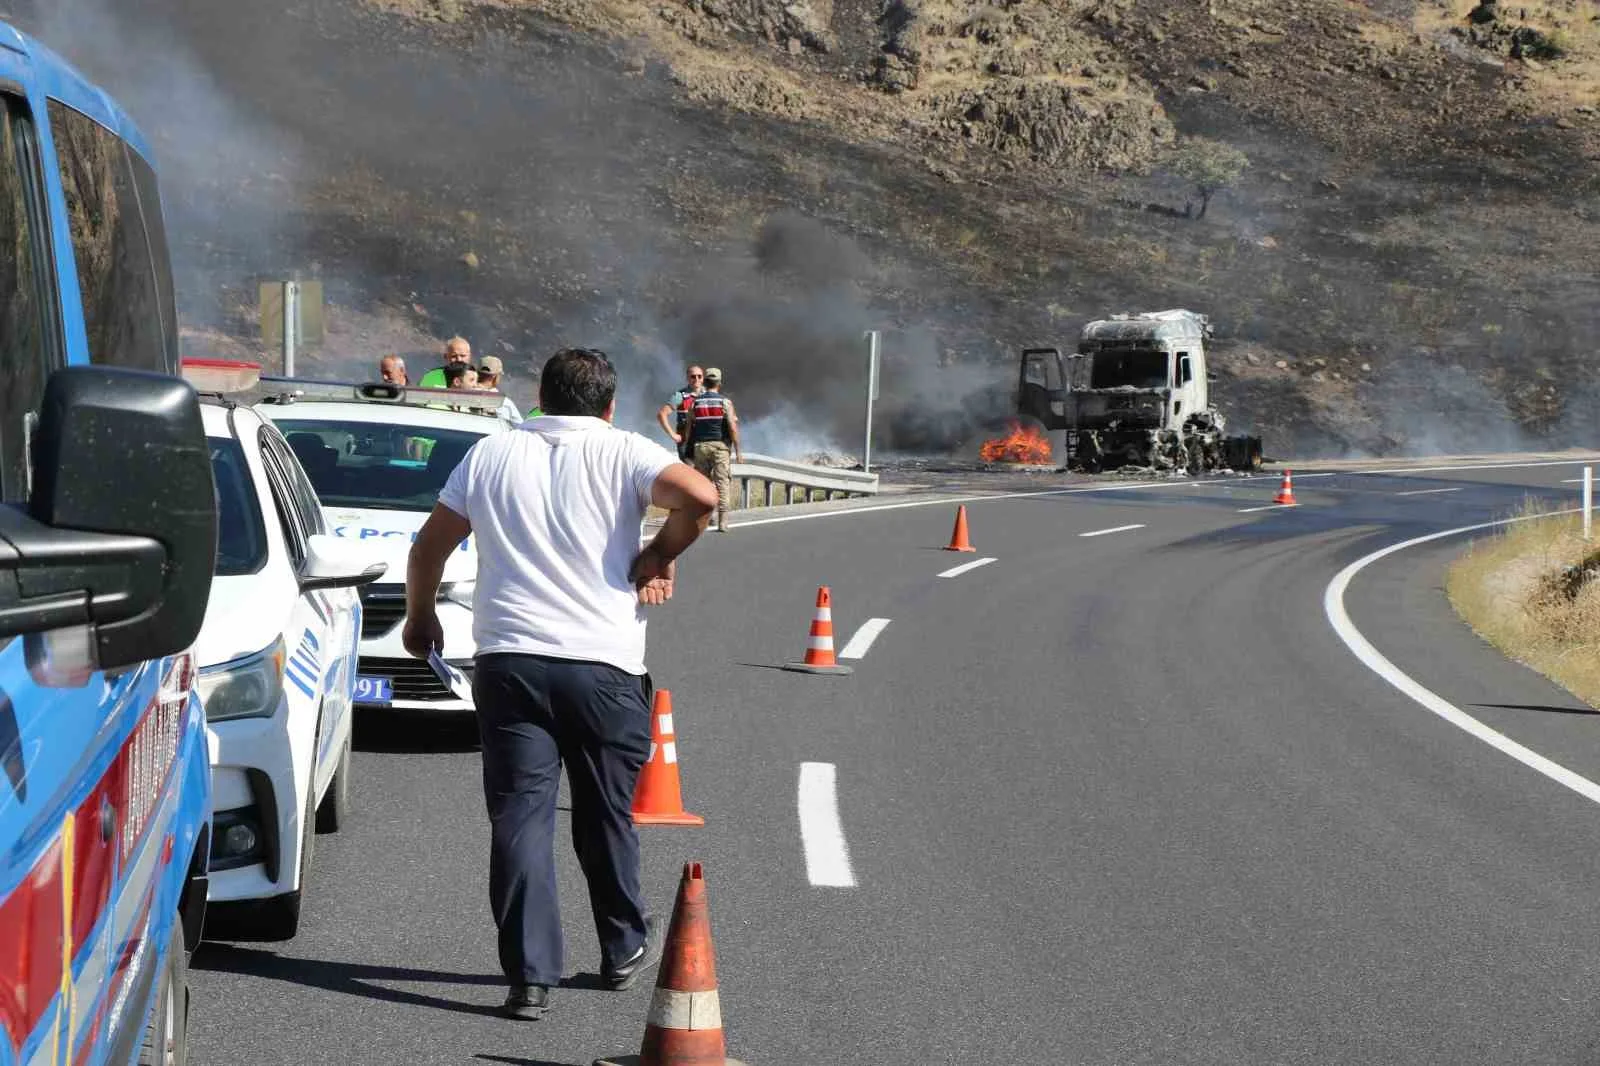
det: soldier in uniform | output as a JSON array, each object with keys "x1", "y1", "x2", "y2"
[{"x1": 685, "y1": 367, "x2": 742, "y2": 532}]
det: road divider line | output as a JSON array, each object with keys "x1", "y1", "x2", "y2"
[
  {"x1": 1079, "y1": 524, "x2": 1145, "y2": 538},
  {"x1": 1394, "y1": 487, "x2": 1464, "y2": 496},
  {"x1": 937, "y1": 557, "x2": 996, "y2": 579},
  {"x1": 1323, "y1": 507, "x2": 1600, "y2": 806},
  {"x1": 798, "y1": 762, "x2": 855, "y2": 888},
  {"x1": 1238, "y1": 504, "x2": 1292, "y2": 513},
  {"x1": 839, "y1": 618, "x2": 891, "y2": 659}
]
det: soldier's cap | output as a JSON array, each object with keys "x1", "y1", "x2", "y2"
[
  {"x1": 478, "y1": 355, "x2": 505, "y2": 375},
  {"x1": 703, "y1": 367, "x2": 722, "y2": 383}
]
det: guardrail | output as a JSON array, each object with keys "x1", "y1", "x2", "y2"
[{"x1": 730, "y1": 453, "x2": 879, "y2": 508}]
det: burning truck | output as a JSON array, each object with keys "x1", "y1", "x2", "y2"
[{"x1": 1015, "y1": 309, "x2": 1263, "y2": 474}]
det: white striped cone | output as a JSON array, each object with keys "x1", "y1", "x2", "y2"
[{"x1": 782, "y1": 586, "x2": 852, "y2": 676}]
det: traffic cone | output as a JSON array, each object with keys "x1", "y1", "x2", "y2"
[
  {"x1": 1273, "y1": 469, "x2": 1297, "y2": 506},
  {"x1": 781, "y1": 587, "x2": 853, "y2": 675},
  {"x1": 632, "y1": 690, "x2": 705, "y2": 827},
  {"x1": 943, "y1": 505, "x2": 976, "y2": 552},
  {"x1": 594, "y1": 862, "x2": 748, "y2": 1066}
]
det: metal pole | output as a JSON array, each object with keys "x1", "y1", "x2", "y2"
[
  {"x1": 282, "y1": 280, "x2": 298, "y2": 377},
  {"x1": 864, "y1": 330, "x2": 880, "y2": 474},
  {"x1": 1585, "y1": 465, "x2": 1593, "y2": 541}
]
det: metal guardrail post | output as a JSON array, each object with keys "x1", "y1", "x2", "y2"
[{"x1": 1585, "y1": 466, "x2": 1593, "y2": 541}]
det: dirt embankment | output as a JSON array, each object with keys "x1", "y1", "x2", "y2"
[
  {"x1": 19, "y1": 0, "x2": 1600, "y2": 459},
  {"x1": 1448, "y1": 506, "x2": 1600, "y2": 711}
]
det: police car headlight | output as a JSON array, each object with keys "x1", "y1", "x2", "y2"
[
  {"x1": 198, "y1": 637, "x2": 286, "y2": 722},
  {"x1": 442, "y1": 581, "x2": 476, "y2": 609}
]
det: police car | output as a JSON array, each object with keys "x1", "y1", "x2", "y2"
[
  {"x1": 255, "y1": 378, "x2": 510, "y2": 711},
  {"x1": 186, "y1": 367, "x2": 387, "y2": 940}
]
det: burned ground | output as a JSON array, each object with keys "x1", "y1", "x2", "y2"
[{"x1": 12, "y1": 0, "x2": 1600, "y2": 458}]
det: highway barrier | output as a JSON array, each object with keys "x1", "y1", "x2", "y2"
[{"x1": 731, "y1": 453, "x2": 879, "y2": 509}]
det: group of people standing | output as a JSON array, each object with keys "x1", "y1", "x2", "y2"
[
  {"x1": 655, "y1": 364, "x2": 743, "y2": 533},
  {"x1": 380, "y1": 336, "x2": 529, "y2": 426}
]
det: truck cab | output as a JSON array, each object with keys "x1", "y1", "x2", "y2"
[
  {"x1": 0, "y1": 22, "x2": 217, "y2": 1065},
  {"x1": 1018, "y1": 309, "x2": 1261, "y2": 474}
]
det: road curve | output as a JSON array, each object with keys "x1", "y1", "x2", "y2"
[{"x1": 190, "y1": 458, "x2": 1600, "y2": 1065}]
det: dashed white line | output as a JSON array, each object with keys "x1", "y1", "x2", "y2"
[
  {"x1": 1079, "y1": 524, "x2": 1145, "y2": 538},
  {"x1": 937, "y1": 556, "x2": 997, "y2": 578},
  {"x1": 838, "y1": 618, "x2": 891, "y2": 659},
  {"x1": 1323, "y1": 507, "x2": 1600, "y2": 807},
  {"x1": 798, "y1": 762, "x2": 856, "y2": 887},
  {"x1": 1238, "y1": 504, "x2": 1293, "y2": 513},
  {"x1": 1394, "y1": 487, "x2": 1464, "y2": 497}
]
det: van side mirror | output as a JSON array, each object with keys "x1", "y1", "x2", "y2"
[
  {"x1": 1207, "y1": 372, "x2": 1219, "y2": 383},
  {"x1": 0, "y1": 366, "x2": 218, "y2": 670}
]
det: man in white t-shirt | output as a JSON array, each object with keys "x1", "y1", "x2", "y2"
[{"x1": 401, "y1": 348, "x2": 718, "y2": 1020}]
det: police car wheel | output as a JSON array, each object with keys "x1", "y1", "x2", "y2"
[
  {"x1": 138, "y1": 919, "x2": 189, "y2": 1066},
  {"x1": 315, "y1": 730, "x2": 352, "y2": 834}
]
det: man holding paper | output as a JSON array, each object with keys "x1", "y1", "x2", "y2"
[{"x1": 401, "y1": 348, "x2": 718, "y2": 1020}]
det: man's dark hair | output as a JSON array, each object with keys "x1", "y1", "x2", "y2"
[
  {"x1": 539, "y1": 348, "x2": 617, "y2": 417},
  {"x1": 443, "y1": 363, "x2": 470, "y2": 388}
]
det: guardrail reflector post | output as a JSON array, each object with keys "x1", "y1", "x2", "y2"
[{"x1": 1585, "y1": 466, "x2": 1593, "y2": 542}]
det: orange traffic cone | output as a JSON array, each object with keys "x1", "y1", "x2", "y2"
[
  {"x1": 632, "y1": 690, "x2": 705, "y2": 827},
  {"x1": 944, "y1": 505, "x2": 976, "y2": 552},
  {"x1": 594, "y1": 862, "x2": 748, "y2": 1066},
  {"x1": 781, "y1": 587, "x2": 853, "y2": 675},
  {"x1": 1273, "y1": 469, "x2": 1297, "y2": 506}
]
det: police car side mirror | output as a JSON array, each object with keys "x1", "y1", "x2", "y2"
[
  {"x1": 0, "y1": 366, "x2": 218, "y2": 670},
  {"x1": 300, "y1": 534, "x2": 387, "y2": 592}
]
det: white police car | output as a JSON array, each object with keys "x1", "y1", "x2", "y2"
[
  {"x1": 254, "y1": 377, "x2": 510, "y2": 711},
  {"x1": 189, "y1": 367, "x2": 387, "y2": 940}
]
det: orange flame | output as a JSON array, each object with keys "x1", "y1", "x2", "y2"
[{"x1": 980, "y1": 421, "x2": 1052, "y2": 464}]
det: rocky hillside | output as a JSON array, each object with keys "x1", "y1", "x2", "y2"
[{"x1": 15, "y1": 0, "x2": 1600, "y2": 458}]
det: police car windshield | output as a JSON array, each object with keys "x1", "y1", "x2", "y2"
[
  {"x1": 211, "y1": 437, "x2": 268, "y2": 576},
  {"x1": 268, "y1": 419, "x2": 489, "y2": 512}
]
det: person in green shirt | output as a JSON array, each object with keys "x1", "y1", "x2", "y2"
[{"x1": 418, "y1": 336, "x2": 475, "y2": 389}]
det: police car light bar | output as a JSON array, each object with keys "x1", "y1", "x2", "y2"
[
  {"x1": 181, "y1": 358, "x2": 263, "y2": 393},
  {"x1": 255, "y1": 375, "x2": 507, "y2": 413}
]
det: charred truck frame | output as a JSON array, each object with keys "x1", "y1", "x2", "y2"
[{"x1": 1017, "y1": 309, "x2": 1263, "y2": 474}]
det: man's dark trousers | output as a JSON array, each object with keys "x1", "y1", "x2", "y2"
[{"x1": 472, "y1": 652, "x2": 654, "y2": 987}]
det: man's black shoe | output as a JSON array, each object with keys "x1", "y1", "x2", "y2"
[
  {"x1": 602, "y1": 916, "x2": 663, "y2": 991},
  {"x1": 500, "y1": 984, "x2": 549, "y2": 1020}
]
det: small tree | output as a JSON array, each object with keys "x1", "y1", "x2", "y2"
[{"x1": 1166, "y1": 137, "x2": 1249, "y2": 220}]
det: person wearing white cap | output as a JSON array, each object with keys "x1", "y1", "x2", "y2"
[{"x1": 476, "y1": 355, "x2": 525, "y2": 426}]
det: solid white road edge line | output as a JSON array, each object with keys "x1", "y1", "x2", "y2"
[
  {"x1": 1080, "y1": 524, "x2": 1145, "y2": 538},
  {"x1": 937, "y1": 557, "x2": 997, "y2": 579},
  {"x1": 1322, "y1": 507, "x2": 1600, "y2": 806},
  {"x1": 798, "y1": 762, "x2": 856, "y2": 887},
  {"x1": 838, "y1": 618, "x2": 891, "y2": 659},
  {"x1": 1394, "y1": 487, "x2": 1464, "y2": 496}
]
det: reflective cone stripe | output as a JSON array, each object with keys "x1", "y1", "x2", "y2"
[{"x1": 632, "y1": 690, "x2": 705, "y2": 827}]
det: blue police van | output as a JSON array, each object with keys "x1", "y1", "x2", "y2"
[{"x1": 0, "y1": 20, "x2": 217, "y2": 1066}]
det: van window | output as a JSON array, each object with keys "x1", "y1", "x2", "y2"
[
  {"x1": 0, "y1": 97, "x2": 53, "y2": 503},
  {"x1": 47, "y1": 99, "x2": 170, "y2": 373}
]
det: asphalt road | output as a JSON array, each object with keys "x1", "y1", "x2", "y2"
[{"x1": 189, "y1": 457, "x2": 1600, "y2": 1065}]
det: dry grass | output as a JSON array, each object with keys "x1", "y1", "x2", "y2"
[
  {"x1": 1446, "y1": 498, "x2": 1600, "y2": 709},
  {"x1": 1414, "y1": 0, "x2": 1600, "y2": 114}
]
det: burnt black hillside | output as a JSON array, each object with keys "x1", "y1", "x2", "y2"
[{"x1": 12, "y1": 0, "x2": 1600, "y2": 459}]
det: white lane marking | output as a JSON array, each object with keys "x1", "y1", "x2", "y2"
[
  {"x1": 838, "y1": 618, "x2": 891, "y2": 659},
  {"x1": 1353, "y1": 458, "x2": 1600, "y2": 476},
  {"x1": 798, "y1": 762, "x2": 856, "y2": 887},
  {"x1": 1238, "y1": 504, "x2": 1294, "y2": 513},
  {"x1": 1394, "y1": 487, "x2": 1464, "y2": 497},
  {"x1": 937, "y1": 556, "x2": 997, "y2": 579},
  {"x1": 1322, "y1": 507, "x2": 1600, "y2": 806},
  {"x1": 1079, "y1": 524, "x2": 1145, "y2": 538}
]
